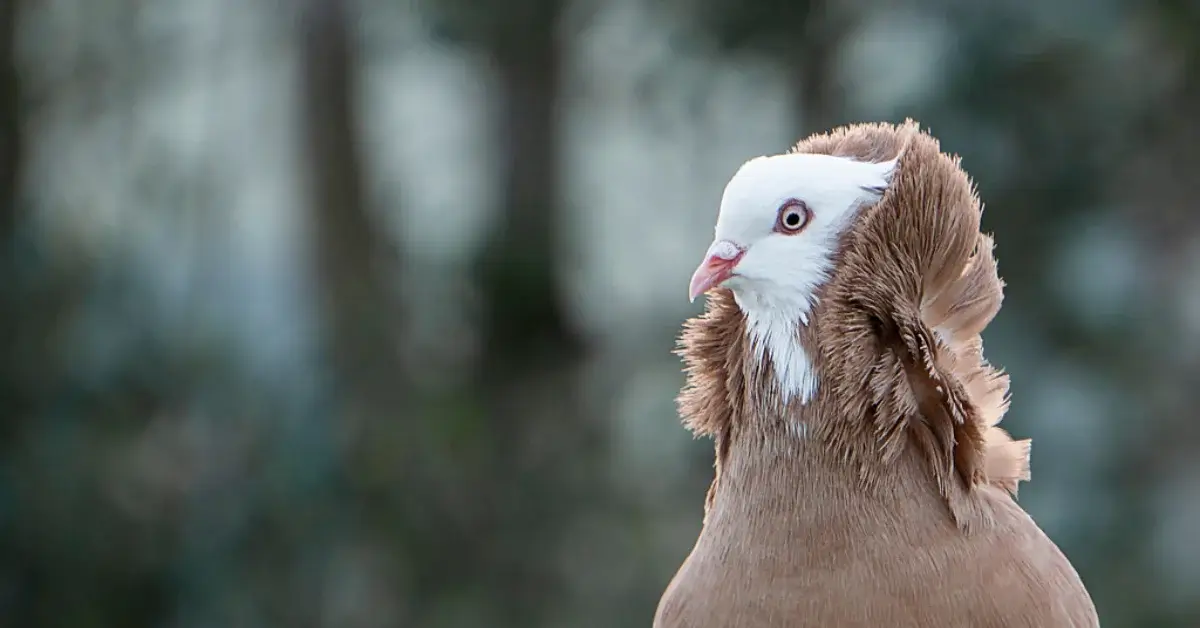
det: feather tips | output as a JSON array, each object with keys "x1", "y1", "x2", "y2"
[
  {"x1": 921, "y1": 232, "x2": 1029, "y2": 499},
  {"x1": 676, "y1": 288, "x2": 744, "y2": 440},
  {"x1": 676, "y1": 289, "x2": 745, "y2": 519},
  {"x1": 796, "y1": 119, "x2": 1031, "y2": 525}
]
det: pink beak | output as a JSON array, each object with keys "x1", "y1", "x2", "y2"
[{"x1": 688, "y1": 240, "x2": 745, "y2": 302}]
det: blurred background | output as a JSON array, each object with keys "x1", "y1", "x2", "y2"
[{"x1": 2, "y1": 0, "x2": 1198, "y2": 626}]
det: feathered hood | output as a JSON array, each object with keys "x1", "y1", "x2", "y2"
[{"x1": 676, "y1": 119, "x2": 1029, "y2": 528}]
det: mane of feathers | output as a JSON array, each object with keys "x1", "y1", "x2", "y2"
[
  {"x1": 675, "y1": 289, "x2": 745, "y2": 517},
  {"x1": 802, "y1": 119, "x2": 1031, "y2": 522},
  {"x1": 676, "y1": 119, "x2": 1031, "y2": 527},
  {"x1": 676, "y1": 289, "x2": 744, "y2": 441}
]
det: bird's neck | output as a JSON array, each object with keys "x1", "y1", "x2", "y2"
[
  {"x1": 733, "y1": 286, "x2": 820, "y2": 406},
  {"x1": 709, "y1": 416, "x2": 947, "y2": 535}
]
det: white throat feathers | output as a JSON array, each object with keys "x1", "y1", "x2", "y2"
[{"x1": 694, "y1": 152, "x2": 899, "y2": 405}]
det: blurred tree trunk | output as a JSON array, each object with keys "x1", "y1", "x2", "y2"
[
  {"x1": 474, "y1": 12, "x2": 592, "y2": 627},
  {"x1": 0, "y1": 2, "x2": 127, "y2": 625},
  {"x1": 1117, "y1": 4, "x2": 1200, "y2": 623},
  {"x1": 0, "y1": 0, "x2": 30, "y2": 416},
  {"x1": 1132, "y1": 2, "x2": 1200, "y2": 456},
  {"x1": 297, "y1": 0, "x2": 408, "y2": 624},
  {"x1": 0, "y1": 0, "x2": 19, "y2": 237},
  {"x1": 436, "y1": 0, "x2": 604, "y2": 624},
  {"x1": 0, "y1": 0, "x2": 26, "y2": 433},
  {"x1": 789, "y1": 0, "x2": 849, "y2": 135},
  {"x1": 299, "y1": 0, "x2": 404, "y2": 398},
  {"x1": 0, "y1": 0, "x2": 27, "y2": 622},
  {"x1": 299, "y1": 0, "x2": 605, "y2": 621},
  {"x1": 475, "y1": 3, "x2": 579, "y2": 374}
]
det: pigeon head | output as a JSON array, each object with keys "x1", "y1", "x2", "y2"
[
  {"x1": 688, "y1": 153, "x2": 898, "y2": 307},
  {"x1": 687, "y1": 149, "x2": 899, "y2": 404}
]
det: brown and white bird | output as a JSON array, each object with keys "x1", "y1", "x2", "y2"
[{"x1": 654, "y1": 120, "x2": 1098, "y2": 627}]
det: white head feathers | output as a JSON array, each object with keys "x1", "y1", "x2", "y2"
[{"x1": 689, "y1": 152, "x2": 899, "y2": 404}]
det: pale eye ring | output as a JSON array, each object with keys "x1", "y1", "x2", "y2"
[{"x1": 775, "y1": 200, "x2": 811, "y2": 234}]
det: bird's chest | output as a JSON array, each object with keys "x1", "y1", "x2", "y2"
[
  {"x1": 653, "y1": 448, "x2": 1093, "y2": 628},
  {"x1": 652, "y1": 498, "x2": 1016, "y2": 628},
  {"x1": 654, "y1": 520, "x2": 936, "y2": 627}
]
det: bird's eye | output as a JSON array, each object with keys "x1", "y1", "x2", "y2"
[{"x1": 775, "y1": 200, "x2": 811, "y2": 235}]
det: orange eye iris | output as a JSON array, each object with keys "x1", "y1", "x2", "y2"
[{"x1": 775, "y1": 200, "x2": 811, "y2": 234}]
